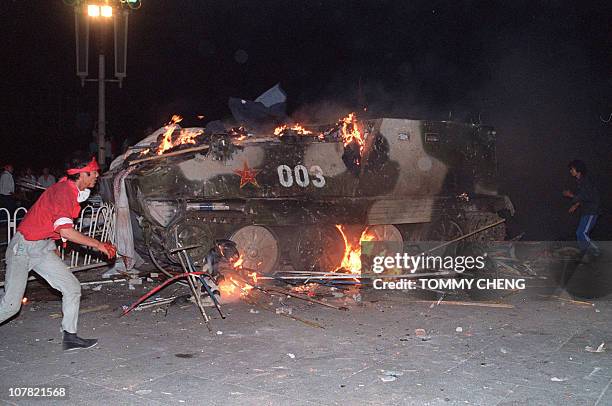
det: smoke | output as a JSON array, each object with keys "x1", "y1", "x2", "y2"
[
  {"x1": 283, "y1": 12, "x2": 611, "y2": 241},
  {"x1": 291, "y1": 100, "x2": 353, "y2": 125}
]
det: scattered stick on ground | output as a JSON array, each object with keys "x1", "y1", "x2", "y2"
[
  {"x1": 401, "y1": 300, "x2": 514, "y2": 308},
  {"x1": 264, "y1": 286, "x2": 348, "y2": 311},
  {"x1": 539, "y1": 294, "x2": 593, "y2": 306},
  {"x1": 229, "y1": 278, "x2": 324, "y2": 329}
]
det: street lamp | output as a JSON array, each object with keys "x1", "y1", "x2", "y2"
[
  {"x1": 84, "y1": 3, "x2": 114, "y2": 167},
  {"x1": 87, "y1": 4, "x2": 101, "y2": 17},
  {"x1": 101, "y1": 5, "x2": 113, "y2": 17},
  {"x1": 70, "y1": 0, "x2": 137, "y2": 168},
  {"x1": 87, "y1": 4, "x2": 113, "y2": 17}
]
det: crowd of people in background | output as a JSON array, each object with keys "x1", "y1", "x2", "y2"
[
  {"x1": 0, "y1": 164, "x2": 63, "y2": 212},
  {"x1": 0, "y1": 131, "x2": 141, "y2": 215}
]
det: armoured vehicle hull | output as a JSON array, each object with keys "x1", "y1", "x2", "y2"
[{"x1": 102, "y1": 118, "x2": 513, "y2": 274}]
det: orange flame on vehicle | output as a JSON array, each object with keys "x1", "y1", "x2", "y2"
[
  {"x1": 273, "y1": 124, "x2": 313, "y2": 136},
  {"x1": 169, "y1": 115, "x2": 183, "y2": 124},
  {"x1": 334, "y1": 225, "x2": 375, "y2": 274},
  {"x1": 156, "y1": 125, "x2": 176, "y2": 155},
  {"x1": 156, "y1": 115, "x2": 203, "y2": 155},
  {"x1": 340, "y1": 113, "x2": 365, "y2": 151}
]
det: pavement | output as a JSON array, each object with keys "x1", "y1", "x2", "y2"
[{"x1": 1, "y1": 260, "x2": 612, "y2": 406}]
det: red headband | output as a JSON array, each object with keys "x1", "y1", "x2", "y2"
[{"x1": 66, "y1": 157, "x2": 100, "y2": 175}]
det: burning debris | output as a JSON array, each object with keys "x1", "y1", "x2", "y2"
[
  {"x1": 273, "y1": 123, "x2": 313, "y2": 136},
  {"x1": 335, "y1": 225, "x2": 375, "y2": 274},
  {"x1": 127, "y1": 111, "x2": 369, "y2": 165},
  {"x1": 156, "y1": 115, "x2": 204, "y2": 155}
]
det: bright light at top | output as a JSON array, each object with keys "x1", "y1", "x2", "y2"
[
  {"x1": 101, "y1": 5, "x2": 113, "y2": 17},
  {"x1": 87, "y1": 4, "x2": 113, "y2": 18},
  {"x1": 87, "y1": 4, "x2": 100, "y2": 17}
]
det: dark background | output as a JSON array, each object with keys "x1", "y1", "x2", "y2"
[{"x1": 1, "y1": 0, "x2": 610, "y2": 240}]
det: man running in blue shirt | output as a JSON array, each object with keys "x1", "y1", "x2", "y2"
[{"x1": 563, "y1": 160, "x2": 600, "y2": 257}]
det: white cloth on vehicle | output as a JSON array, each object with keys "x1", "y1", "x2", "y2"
[{"x1": 112, "y1": 167, "x2": 143, "y2": 271}]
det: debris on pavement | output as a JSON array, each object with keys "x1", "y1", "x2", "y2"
[
  {"x1": 275, "y1": 306, "x2": 293, "y2": 315},
  {"x1": 404, "y1": 300, "x2": 514, "y2": 308},
  {"x1": 380, "y1": 375, "x2": 398, "y2": 382},
  {"x1": 415, "y1": 329, "x2": 427, "y2": 337},
  {"x1": 540, "y1": 294, "x2": 593, "y2": 307},
  {"x1": 133, "y1": 296, "x2": 177, "y2": 311},
  {"x1": 585, "y1": 343, "x2": 606, "y2": 353},
  {"x1": 81, "y1": 278, "x2": 130, "y2": 286}
]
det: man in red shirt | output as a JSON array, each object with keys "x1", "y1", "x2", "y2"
[{"x1": 0, "y1": 157, "x2": 116, "y2": 351}]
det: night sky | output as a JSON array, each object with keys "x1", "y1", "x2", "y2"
[{"x1": 1, "y1": 0, "x2": 610, "y2": 239}]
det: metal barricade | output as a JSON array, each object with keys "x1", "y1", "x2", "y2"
[
  {"x1": 0, "y1": 203, "x2": 116, "y2": 272},
  {"x1": 0, "y1": 207, "x2": 27, "y2": 263}
]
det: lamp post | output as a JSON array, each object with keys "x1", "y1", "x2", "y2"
[
  {"x1": 72, "y1": 1, "x2": 135, "y2": 168},
  {"x1": 89, "y1": 4, "x2": 112, "y2": 167}
]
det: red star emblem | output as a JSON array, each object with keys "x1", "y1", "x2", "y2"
[{"x1": 234, "y1": 161, "x2": 260, "y2": 188}]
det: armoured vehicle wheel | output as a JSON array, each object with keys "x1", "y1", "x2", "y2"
[
  {"x1": 430, "y1": 219, "x2": 463, "y2": 242},
  {"x1": 365, "y1": 224, "x2": 405, "y2": 261},
  {"x1": 464, "y1": 212, "x2": 505, "y2": 242},
  {"x1": 368, "y1": 225, "x2": 403, "y2": 244},
  {"x1": 168, "y1": 219, "x2": 217, "y2": 265},
  {"x1": 230, "y1": 225, "x2": 280, "y2": 275},
  {"x1": 289, "y1": 226, "x2": 345, "y2": 272}
]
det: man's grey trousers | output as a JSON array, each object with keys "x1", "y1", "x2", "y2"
[{"x1": 0, "y1": 232, "x2": 81, "y2": 333}]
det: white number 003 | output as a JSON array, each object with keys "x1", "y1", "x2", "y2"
[{"x1": 277, "y1": 165, "x2": 325, "y2": 188}]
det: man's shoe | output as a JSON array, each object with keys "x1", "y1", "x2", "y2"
[{"x1": 62, "y1": 331, "x2": 98, "y2": 351}]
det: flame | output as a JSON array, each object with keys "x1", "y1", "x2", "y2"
[
  {"x1": 339, "y1": 112, "x2": 365, "y2": 151},
  {"x1": 229, "y1": 126, "x2": 248, "y2": 138},
  {"x1": 233, "y1": 255, "x2": 244, "y2": 269},
  {"x1": 248, "y1": 271, "x2": 258, "y2": 284},
  {"x1": 219, "y1": 280, "x2": 236, "y2": 296},
  {"x1": 334, "y1": 225, "x2": 375, "y2": 274},
  {"x1": 156, "y1": 125, "x2": 176, "y2": 155},
  {"x1": 218, "y1": 275, "x2": 253, "y2": 302},
  {"x1": 139, "y1": 148, "x2": 150, "y2": 156},
  {"x1": 273, "y1": 124, "x2": 313, "y2": 136},
  {"x1": 21, "y1": 297, "x2": 28, "y2": 305},
  {"x1": 156, "y1": 115, "x2": 203, "y2": 155}
]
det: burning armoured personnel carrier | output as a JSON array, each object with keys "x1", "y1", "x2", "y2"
[{"x1": 101, "y1": 114, "x2": 514, "y2": 275}]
